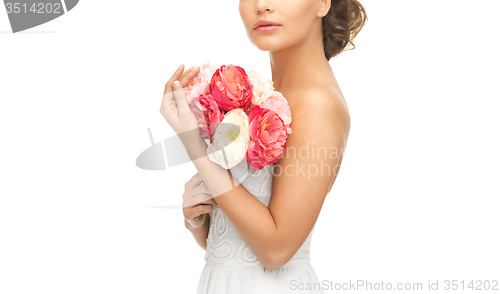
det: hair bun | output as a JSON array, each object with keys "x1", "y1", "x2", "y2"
[{"x1": 322, "y1": 0, "x2": 368, "y2": 61}]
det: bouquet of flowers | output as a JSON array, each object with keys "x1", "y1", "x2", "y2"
[{"x1": 184, "y1": 62, "x2": 292, "y2": 223}]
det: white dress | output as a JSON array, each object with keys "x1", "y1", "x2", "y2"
[{"x1": 197, "y1": 159, "x2": 325, "y2": 294}]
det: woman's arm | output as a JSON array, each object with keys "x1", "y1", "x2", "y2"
[
  {"x1": 181, "y1": 87, "x2": 349, "y2": 270},
  {"x1": 185, "y1": 214, "x2": 210, "y2": 251}
]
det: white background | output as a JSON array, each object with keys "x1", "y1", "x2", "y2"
[{"x1": 1, "y1": 0, "x2": 499, "y2": 293}]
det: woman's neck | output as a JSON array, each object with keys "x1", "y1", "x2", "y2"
[{"x1": 268, "y1": 19, "x2": 334, "y2": 97}]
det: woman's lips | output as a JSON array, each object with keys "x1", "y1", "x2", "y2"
[{"x1": 255, "y1": 25, "x2": 281, "y2": 32}]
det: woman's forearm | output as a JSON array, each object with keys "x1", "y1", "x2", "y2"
[
  {"x1": 182, "y1": 135, "x2": 281, "y2": 269},
  {"x1": 185, "y1": 215, "x2": 210, "y2": 251}
]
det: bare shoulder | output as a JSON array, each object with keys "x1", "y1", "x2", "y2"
[{"x1": 289, "y1": 86, "x2": 350, "y2": 138}]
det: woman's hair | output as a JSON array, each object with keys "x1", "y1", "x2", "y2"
[{"x1": 322, "y1": 0, "x2": 367, "y2": 60}]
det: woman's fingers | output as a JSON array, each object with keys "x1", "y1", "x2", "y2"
[
  {"x1": 182, "y1": 186, "x2": 212, "y2": 207},
  {"x1": 178, "y1": 66, "x2": 200, "y2": 86},
  {"x1": 171, "y1": 66, "x2": 201, "y2": 116},
  {"x1": 183, "y1": 192, "x2": 213, "y2": 208},
  {"x1": 185, "y1": 204, "x2": 213, "y2": 220},
  {"x1": 160, "y1": 64, "x2": 185, "y2": 119},
  {"x1": 185, "y1": 172, "x2": 204, "y2": 189},
  {"x1": 161, "y1": 65, "x2": 200, "y2": 121},
  {"x1": 163, "y1": 64, "x2": 184, "y2": 95},
  {"x1": 194, "y1": 204, "x2": 213, "y2": 215},
  {"x1": 182, "y1": 173, "x2": 213, "y2": 207},
  {"x1": 178, "y1": 65, "x2": 197, "y2": 82},
  {"x1": 184, "y1": 204, "x2": 213, "y2": 229},
  {"x1": 160, "y1": 64, "x2": 202, "y2": 134},
  {"x1": 182, "y1": 173, "x2": 214, "y2": 228},
  {"x1": 200, "y1": 198, "x2": 216, "y2": 206},
  {"x1": 172, "y1": 81, "x2": 190, "y2": 116}
]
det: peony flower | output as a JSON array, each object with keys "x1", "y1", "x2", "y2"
[
  {"x1": 246, "y1": 69, "x2": 275, "y2": 106},
  {"x1": 246, "y1": 105, "x2": 287, "y2": 170},
  {"x1": 184, "y1": 62, "x2": 217, "y2": 102},
  {"x1": 207, "y1": 108, "x2": 250, "y2": 169},
  {"x1": 209, "y1": 64, "x2": 253, "y2": 112},
  {"x1": 256, "y1": 91, "x2": 292, "y2": 134},
  {"x1": 188, "y1": 93, "x2": 224, "y2": 141}
]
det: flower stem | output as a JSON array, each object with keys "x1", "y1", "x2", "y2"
[{"x1": 194, "y1": 213, "x2": 207, "y2": 223}]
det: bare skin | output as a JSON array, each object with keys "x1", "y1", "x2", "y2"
[
  {"x1": 160, "y1": 64, "x2": 213, "y2": 251},
  {"x1": 162, "y1": 0, "x2": 351, "y2": 270},
  {"x1": 240, "y1": 0, "x2": 349, "y2": 113},
  {"x1": 183, "y1": 170, "x2": 215, "y2": 251}
]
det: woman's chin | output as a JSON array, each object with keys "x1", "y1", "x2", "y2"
[{"x1": 252, "y1": 39, "x2": 286, "y2": 52}]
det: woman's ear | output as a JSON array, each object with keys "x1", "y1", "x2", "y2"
[{"x1": 317, "y1": 0, "x2": 331, "y2": 17}]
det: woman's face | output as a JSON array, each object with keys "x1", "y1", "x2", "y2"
[{"x1": 239, "y1": 0, "x2": 329, "y2": 51}]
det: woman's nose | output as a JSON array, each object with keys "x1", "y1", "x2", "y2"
[{"x1": 256, "y1": 0, "x2": 274, "y2": 13}]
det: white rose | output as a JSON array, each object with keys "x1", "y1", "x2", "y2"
[
  {"x1": 207, "y1": 108, "x2": 250, "y2": 169},
  {"x1": 246, "y1": 69, "x2": 275, "y2": 106}
]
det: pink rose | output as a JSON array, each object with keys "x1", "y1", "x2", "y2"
[
  {"x1": 184, "y1": 62, "x2": 217, "y2": 102},
  {"x1": 257, "y1": 91, "x2": 292, "y2": 134},
  {"x1": 188, "y1": 94, "x2": 224, "y2": 141},
  {"x1": 209, "y1": 64, "x2": 253, "y2": 112},
  {"x1": 246, "y1": 105, "x2": 287, "y2": 170}
]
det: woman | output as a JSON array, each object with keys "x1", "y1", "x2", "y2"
[{"x1": 161, "y1": 0, "x2": 367, "y2": 293}]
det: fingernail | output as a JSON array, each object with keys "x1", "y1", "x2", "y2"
[{"x1": 173, "y1": 80, "x2": 181, "y2": 89}]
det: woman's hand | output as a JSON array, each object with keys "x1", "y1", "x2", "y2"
[
  {"x1": 160, "y1": 64, "x2": 201, "y2": 138},
  {"x1": 183, "y1": 172, "x2": 216, "y2": 230}
]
